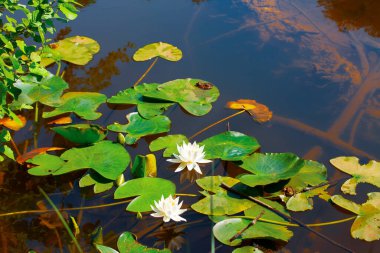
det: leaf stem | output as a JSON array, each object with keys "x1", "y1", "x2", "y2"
[
  {"x1": 133, "y1": 57, "x2": 158, "y2": 87},
  {"x1": 189, "y1": 110, "x2": 246, "y2": 140},
  {"x1": 176, "y1": 193, "x2": 197, "y2": 197},
  {"x1": 38, "y1": 187, "x2": 83, "y2": 253},
  {"x1": 9, "y1": 135, "x2": 21, "y2": 157},
  {"x1": 56, "y1": 61, "x2": 62, "y2": 76}
]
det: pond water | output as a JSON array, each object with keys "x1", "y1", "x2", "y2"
[{"x1": 1, "y1": 0, "x2": 380, "y2": 252}]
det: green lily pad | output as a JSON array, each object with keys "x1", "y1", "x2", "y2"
[
  {"x1": 114, "y1": 177, "x2": 176, "y2": 212},
  {"x1": 11, "y1": 73, "x2": 68, "y2": 108},
  {"x1": 200, "y1": 131, "x2": 260, "y2": 161},
  {"x1": 95, "y1": 231, "x2": 171, "y2": 253},
  {"x1": 233, "y1": 246, "x2": 263, "y2": 253},
  {"x1": 52, "y1": 124, "x2": 107, "y2": 145},
  {"x1": 149, "y1": 134, "x2": 188, "y2": 157},
  {"x1": 330, "y1": 157, "x2": 380, "y2": 195},
  {"x1": 213, "y1": 218, "x2": 293, "y2": 246},
  {"x1": 238, "y1": 153, "x2": 304, "y2": 187},
  {"x1": 133, "y1": 42, "x2": 182, "y2": 62},
  {"x1": 41, "y1": 36, "x2": 100, "y2": 66},
  {"x1": 79, "y1": 171, "x2": 114, "y2": 194},
  {"x1": 27, "y1": 154, "x2": 65, "y2": 176},
  {"x1": 0, "y1": 129, "x2": 14, "y2": 162},
  {"x1": 43, "y1": 92, "x2": 107, "y2": 120},
  {"x1": 131, "y1": 154, "x2": 157, "y2": 178},
  {"x1": 284, "y1": 185, "x2": 330, "y2": 212},
  {"x1": 191, "y1": 176, "x2": 255, "y2": 215},
  {"x1": 107, "y1": 112, "x2": 171, "y2": 145},
  {"x1": 331, "y1": 193, "x2": 380, "y2": 241},
  {"x1": 141, "y1": 78, "x2": 220, "y2": 116},
  {"x1": 244, "y1": 197, "x2": 289, "y2": 223},
  {"x1": 107, "y1": 84, "x2": 174, "y2": 119}
]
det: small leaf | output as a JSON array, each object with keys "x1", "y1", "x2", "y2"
[
  {"x1": 133, "y1": 42, "x2": 182, "y2": 62},
  {"x1": 117, "y1": 231, "x2": 171, "y2": 252},
  {"x1": 52, "y1": 124, "x2": 107, "y2": 145},
  {"x1": 238, "y1": 153, "x2": 304, "y2": 187},
  {"x1": 79, "y1": 172, "x2": 114, "y2": 194},
  {"x1": 141, "y1": 79, "x2": 220, "y2": 116},
  {"x1": 233, "y1": 246, "x2": 264, "y2": 253},
  {"x1": 226, "y1": 99, "x2": 272, "y2": 123},
  {"x1": 27, "y1": 154, "x2": 65, "y2": 176},
  {"x1": 330, "y1": 157, "x2": 380, "y2": 195},
  {"x1": 47, "y1": 116, "x2": 72, "y2": 125},
  {"x1": 200, "y1": 131, "x2": 260, "y2": 161},
  {"x1": 95, "y1": 244, "x2": 119, "y2": 253},
  {"x1": 284, "y1": 185, "x2": 330, "y2": 212},
  {"x1": 107, "y1": 112, "x2": 171, "y2": 145},
  {"x1": 149, "y1": 134, "x2": 188, "y2": 157},
  {"x1": 43, "y1": 92, "x2": 107, "y2": 120},
  {"x1": 0, "y1": 115, "x2": 26, "y2": 131},
  {"x1": 131, "y1": 154, "x2": 157, "y2": 178},
  {"x1": 18, "y1": 147, "x2": 64, "y2": 164},
  {"x1": 331, "y1": 193, "x2": 380, "y2": 241},
  {"x1": 114, "y1": 178, "x2": 176, "y2": 212}
]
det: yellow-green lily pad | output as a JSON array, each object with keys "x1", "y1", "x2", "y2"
[{"x1": 133, "y1": 42, "x2": 182, "y2": 62}]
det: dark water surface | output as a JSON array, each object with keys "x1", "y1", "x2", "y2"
[{"x1": 1, "y1": 0, "x2": 380, "y2": 252}]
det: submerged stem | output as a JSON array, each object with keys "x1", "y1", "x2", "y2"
[
  {"x1": 9, "y1": 135, "x2": 21, "y2": 157},
  {"x1": 189, "y1": 110, "x2": 246, "y2": 140},
  {"x1": 133, "y1": 57, "x2": 158, "y2": 87}
]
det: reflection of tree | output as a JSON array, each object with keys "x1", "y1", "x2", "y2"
[{"x1": 318, "y1": 0, "x2": 380, "y2": 37}]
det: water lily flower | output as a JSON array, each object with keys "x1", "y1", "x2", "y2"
[
  {"x1": 151, "y1": 195, "x2": 187, "y2": 222},
  {"x1": 167, "y1": 141, "x2": 212, "y2": 174}
]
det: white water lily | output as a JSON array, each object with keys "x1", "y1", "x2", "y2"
[
  {"x1": 167, "y1": 141, "x2": 212, "y2": 174},
  {"x1": 150, "y1": 195, "x2": 187, "y2": 222}
]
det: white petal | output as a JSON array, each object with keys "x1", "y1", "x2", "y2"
[
  {"x1": 199, "y1": 159, "x2": 212, "y2": 164},
  {"x1": 174, "y1": 163, "x2": 187, "y2": 172},
  {"x1": 194, "y1": 164, "x2": 203, "y2": 174},
  {"x1": 167, "y1": 158, "x2": 181, "y2": 163}
]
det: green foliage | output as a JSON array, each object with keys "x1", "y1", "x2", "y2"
[
  {"x1": 238, "y1": 153, "x2": 304, "y2": 187},
  {"x1": 200, "y1": 131, "x2": 260, "y2": 161},
  {"x1": 284, "y1": 185, "x2": 330, "y2": 212},
  {"x1": 79, "y1": 172, "x2": 114, "y2": 194},
  {"x1": 149, "y1": 134, "x2": 188, "y2": 157},
  {"x1": 131, "y1": 154, "x2": 157, "y2": 178},
  {"x1": 0, "y1": 129, "x2": 14, "y2": 161},
  {"x1": 95, "y1": 231, "x2": 171, "y2": 253},
  {"x1": 133, "y1": 42, "x2": 182, "y2": 62},
  {"x1": 331, "y1": 193, "x2": 380, "y2": 241},
  {"x1": 114, "y1": 178, "x2": 176, "y2": 212},
  {"x1": 330, "y1": 156, "x2": 380, "y2": 195},
  {"x1": 233, "y1": 246, "x2": 263, "y2": 253},
  {"x1": 107, "y1": 112, "x2": 171, "y2": 145},
  {"x1": 52, "y1": 124, "x2": 107, "y2": 145},
  {"x1": 42, "y1": 92, "x2": 107, "y2": 120}
]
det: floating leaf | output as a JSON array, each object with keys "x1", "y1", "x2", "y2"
[
  {"x1": 0, "y1": 115, "x2": 26, "y2": 131},
  {"x1": 52, "y1": 124, "x2": 107, "y2": 145},
  {"x1": 200, "y1": 131, "x2": 260, "y2": 161},
  {"x1": 238, "y1": 153, "x2": 304, "y2": 187},
  {"x1": 284, "y1": 185, "x2": 330, "y2": 212},
  {"x1": 12, "y1": 74, "x2": 69, "y2": 107},
  {"x1": 27, "y1": 154, "x2": 65, "y2": 176},
  {"x1": 96, "y1": 231, "x2": 171, "y2": 253},
  {"x1": 331, "y1": 193, "x2": 380, "y2": 241},
  {"x1": 330, "y1": 157, "x2": 380, "y2": 195},
  {"x1": 149, "y1": 135, "x2": 188, "y2": 157},
  {"x1": 226, "y1": 99, "x2": 272, "y2": 123},
  {"x1": 233, "y1": 246, "x2": 263, "y2": 253},
  {"x1": 131, "y1": 154, "x2": 157, "y2": 178},
  {"x1": 43, "y1": 92, "x2": 107, "y2": 120},
  {"x1": 79, "y1": 172, "x2": 114, "y2": 194},
  {"x1": 17, "y1": 147, "x2": 64, "y2": 164},
  {"x1": 133, "y1": 42, "x2": 182, "y2": 62},
  {"x1": 107, "y1": 112, "x2": 171, "y2": 145},
  {"x1": 114, "y1": 178, "x2": 176, "y2": 212},
  {"x1": 47, "y1": 116, "x2": 72, "y2": 125},
  {"x1": 213, "y1": 218, "x2": 293, "y2": 246},
  {"x1": 0, "y1": 129, "x2": 14, "y2": 161},
  {"x1": 191, "y1": 176, "x2": 255, "y2": 215},
  {"x1": 41, "y1": 36, "x2": 100, "y2": 66},
  {"x1": 107, "y1": 84, "x2": 174, "y2": 119},
  {"x1": 141, "y1": 79, "x2": 220, "y2": 116}
]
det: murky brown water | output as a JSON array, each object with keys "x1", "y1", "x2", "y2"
[{"x1": 1, "y1": 0, "x2": 380, "y2": 252}]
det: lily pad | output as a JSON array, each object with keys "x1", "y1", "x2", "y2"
[
  {"x1": 330, "y1": 157, "x2": 380, "y2": 195},
  {"x1": 213, "y1": 218, "x2": 293, "y2": 246},
  {"x1": 149, "y1": 134, "x2": 188, "y2": 157},
  {"x1": 131, "y1": 154, "x2": 157, "y2": 178},
  {"x1": 284, "y1": 185, "x2": 330, "y2": 212},
  {"x1": 43, "y1": 92, "x2": 107, "y2": 120},
  {"x1": 52, "y1": 124, "x2": 107, "y2": 145},
  {"x1": 133, "y1": 42, "x2": 182, "y2": 62},
  {"x1": 141, "y1": 78, "x2": 220, "y2": 116},
  {"x1": 107, "y1": 84, "x2": 174, "y2": 119},
  {"x1": 12, "y1": 73, "x2": 68, "y2": 107},
  {"x1": 238, "y1": 153, "x2": 304, "y2": 187},
  {"x1": 41, "y1": 36, "x2": 100, "y2": 66},
  {"x1": 233, "y1": 246, "x2": 263, "y2": 253},
  {"x1": 331, "y1": 193, "x2": 380, "y2": 241},
  {"x1": 27, "y1": 154, "x2": 65, "y2": 176},
  {"x1": 107, "y1": 112, "x2": 171, "y2": 145},
  {"x1": 79, "y1": 172, "x2": 114, "y2": 194},
  {"x1": 114, "y1": 177, "x2": 176, "y2": 212},
  {"x1": 200, "y1": 131, "x2": 260, "y2": 161}
]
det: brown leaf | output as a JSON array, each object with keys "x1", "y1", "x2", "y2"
[
  {"x1": 226, "y1": 99, "x2": 273, "y2": 123},
  {"x1": 47, "y1": 116, "x2": 73, "y2": 125},
  {"x1": 0, "y1": 115, "x2": 27, "y2": 131},
  {"x1": 17, "y1": 147, "x2": 64, "y2": 164}
]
